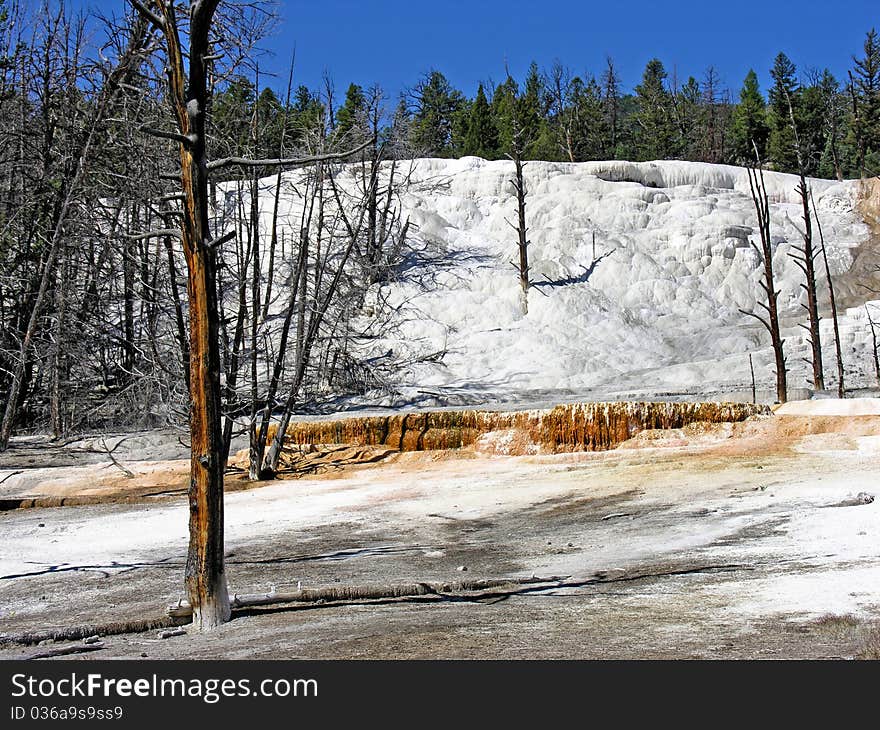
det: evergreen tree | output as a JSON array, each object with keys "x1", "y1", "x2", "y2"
[
  {"x1": 450, "y1": 98, "x2": 471, "y2": 157},
  {"x1": 335, "y1": 82, "x2": 367, "y2": 140},
  {"x1": 408, "y1": 70, "x2": 464, "y2": 156},
  {"x1": 491, "y1": 75, "x2": 520, "y2": 154},
  {"x1": 634, "y1": 58, "x2": 676, "y2": 160},
  {"x1": 292, "y1": 85, "x2": 325, "y2": 142},
  {"x1": 255, "y1": 87, "x2": 284, "y2": 158},
  {"x1": 545, "y1": 63, "x2": 606, "y2": 162},
  {"x1": 730, "y1": 69, "x2": 769, "y2": 163},
  {"x1": 569, "y1": 76, "x2": 608, "y2": 160},
  {"x1": 211, "y1": 76, "x2": 256, "y2": 159},
  {"x1": 210, "y1": 78, "x2": 286, "y2": 164},
  {"x1": 814, "y1": 70, "x2": 848, "y2": 179},
  {"x1": 388, "y1": 95, "x2": 414, "y2": 157},
  {"x1": 849, "y1": 28, "x2": 880, "y2": 176},
  {"x1": 547, "y1": 63, "x2": 574, "y2": 161},
  {"x1": 673, "y1": 75, "x2": 702, "y2": 159},
  {"x1": 767, "y1": 52, "x2": 800, "y2": 171},
  {"x1": 519, "y1": 62, "x2": 552, "y2": 158},
  {"x1": 799, "y1": 73, "x2": 835, "y2": 176},
  {"x1": 488, "y1": 65, "x2": 555, "y2": 160},
  {"x1": 199, "y1": 45, "x2": 880, "y2": 177},
  {"x1": 462, "y1": 83, "x2": 498, "y2": 158},
  {"x1": 699, "y1": 66, "x2": 725, "y2": 163},
  {"x1": 613, "y1": 94, "x2": 640, "y2": 161}
]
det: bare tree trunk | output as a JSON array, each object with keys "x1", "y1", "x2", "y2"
[
  {"x1": 248, "y1": 181, "x2": 310, "y2": 480},
  {"x1": 251, "y1": 249, "x2": 305, "y2": 478},
  {"x1": 137, "y1": 1, "x2": 380, "y2": 616},
  {"x1": 604, "y1": 57, "x2": 620, "y2": 155},
  {"x1": 261, "y1": 169, "x2": 283, "y2": 321},
  {"x1": 867, "y1": 305, "x2": 880, "y2": 387},
  {"x1": 161, "y1": 216, "x2": 190, "y2": 390},
  {"x1": 366, "y1": 149, "x2": 378, "y2": 276},
  {"x1": 828, "y1": 126, "x2": 843, "y2": 182},
  {"x1": 122, "y1": 206, "x2": 137, "y2": 377},
  {"x1": 143, "y1": 0, "x2": 230, "y2": 630},
  {"x1": 263, "y1": 169, "x2": 320, "y2": 477},
  {"x1": 260, "y1": 58, "x2": 296, "y2": 321},
  {"x1": 513, "y1": 156, "x2": 529, "y2": 314},
  {"x1": 50, "y1": 242, "x2": 68, "y2": 439},
  {"x1": 741, "y1": 161, "x2": 787, "y2": 403},
  {"x1": 262, "y1": 166, "x2": 372, "y2": 476},
  {"x1": 793, "y1": 178, "x2": 824, "y2": 391},
  {"x1": 748, "y1": 353, "x2": 756, "y2": 404},
  {"x1": 784, "y1": 93, "x2": 824, "y2": 391},
  {"x1": 810, "y1": 189, "x2": 845, "y2": 398},
  {"x1": 177, "y1": 3, "x2": 230, "y2": 631},
  {"x1": 247, "y1": 93, "x2": 262, "y2": 481},
  {"x1": 509, "y1": 125, "x2": 530, "y2": 315},
  {"x1": 220, "y1": 187, "x2": 251, "y2": 463}
]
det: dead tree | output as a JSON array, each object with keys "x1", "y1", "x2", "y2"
[
  {"x1": 740, "y1": 155, "x2": 787, "y2": 403},
  {"x1": 602, "y1": 57, "x2": 621, "y2": 155},
  {"x1": 791, "y1": 178, "x2": 824, "y2": 390},
  {"x1": 508, "y1": 122, "x2": 530, "y2": 315},
  {"x1": 866, "y1": 304, "x2": 880, "y2": 386},
  {"x1": 261, "y1": 56, "x2": 297, "y2": 322},
  {"x1": 260, "y1": 162, "x2": 377, "y2": 477},
  {"x1": 247, "y1": 164, "x2": 320, "y2": 479},
  {"x1": 810, "y1": 188, "x2": 845, "y2": 398},
  {"x1": 748, "y1": 353, "x2": 757, "y2": 404},
  {"x1": 134, "y1": 0, "x2": 370, "y2": 628},
  {"x1": 0, "y1": 14, "x2": 151, "y2": 450},
  {"x1": 786, "y1": 91, "x2": 824, "y2": 391},
  {"x1": 216, "y1": 179, "x2": 257, "y2": 464},
  {"x1": 246, "y1": 69, "x2": 263, "y2": 483},
  {"x1": 245, "y1": 92, "x2": 414, "y2": 480},
  {"x1": 362, "y1": 87, "x2": 410, "y2": 287},
  {"x1": 135, "y1": 0, "x2": 233, "y2": 630}
]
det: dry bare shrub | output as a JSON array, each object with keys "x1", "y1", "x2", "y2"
[{"x1": 855, "y1": 624, "x2": 880, "y2": 660}]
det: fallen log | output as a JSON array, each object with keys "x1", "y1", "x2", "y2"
[
  {"x1": 0, "y1": 616, "x2": 187, "y2": 647},
  {"x1": 167, "y1": 576, "x2": 568, "y2": 618},
  {"x1": 2, "y1": 564, "x2": 744, "y2": 649},
  {"x1": 25, "y1": 642, "x2": 105, "y2": 660}
]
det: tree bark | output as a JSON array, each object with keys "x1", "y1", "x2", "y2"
[{"x1": 146, "y1": 0, "x2": 230, "y2": 630}]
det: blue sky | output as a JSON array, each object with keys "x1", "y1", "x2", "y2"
[{"x1": 70, "y1": 0, "x2": 878, "y2": 99}]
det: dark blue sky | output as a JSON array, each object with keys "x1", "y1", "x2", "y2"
[{"x1": 73, "y1": 0, "x2": 878, "y2": 99}]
